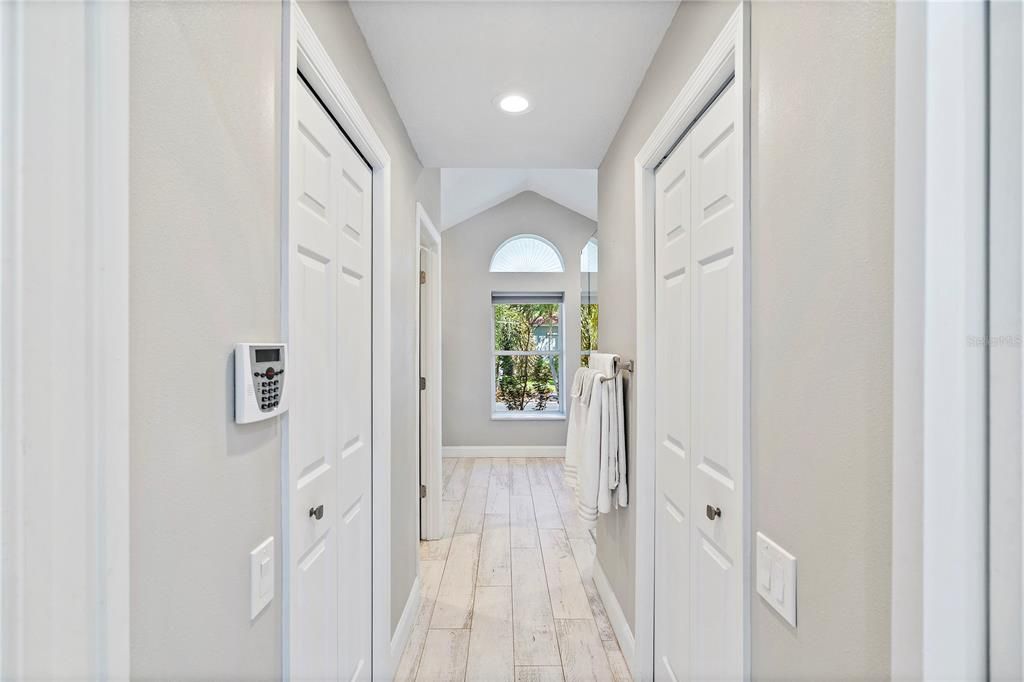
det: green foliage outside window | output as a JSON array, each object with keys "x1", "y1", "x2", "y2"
[
  {"x1": 580, "y1": 303, "x2": 599, "y2": 367},
  {"x1": 493, "y1": 303, "x2": 561, "y2": 411}
]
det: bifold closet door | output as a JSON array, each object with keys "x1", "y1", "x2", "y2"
[
  {"x1": 289, "y1": 80, "x2": 373, "y2": 682},
  {"x1": 654, "y1": 79, "x2": 743, "y2": 681}
]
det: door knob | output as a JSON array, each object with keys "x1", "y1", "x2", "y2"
[
  {"x1": 309, "y1": 504, "x2": 324, "y2": 520},
  {"x1": 706, "y1": 504, "x2": 721, "y2": 520}
]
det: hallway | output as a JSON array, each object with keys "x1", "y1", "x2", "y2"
[{"x1": 397, "y1": 458, "x2": 630, "y2": 681}]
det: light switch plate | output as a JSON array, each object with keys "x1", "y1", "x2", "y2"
[
  {"x1": 250, "y1": 536, "x2": 274, "y2": 620},
  {"x1": 756, "y1": 532, "x2": 796, "y2": 627}
]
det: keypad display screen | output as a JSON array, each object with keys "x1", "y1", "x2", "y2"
[{"x1": 255, "y1": 348, "x2": 280, "y2": 363}]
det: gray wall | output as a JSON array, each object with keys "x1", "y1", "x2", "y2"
[
  {"x1": 442, "y1": 192, "x2": 596, "y2": 447},
  {"x1": 130, "y1": 2, "x2": 438, "y2": 676},
  {"x1": 297, "y1": 0, "x2": 440, "y2": 632},
  {"x1": 130, "y1": 2, "x2": 283, "y2": 677},
  {"x1": 596, "y1": 1, "x2": 895, "y2": 678}
]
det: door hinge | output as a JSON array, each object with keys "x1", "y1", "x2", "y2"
[
  {"x1": 420, "y1": 484, "x2": 427, "y2": 499},
  {"x1": 420, "y1": 270, "x2": 426, "y2": 285},
  {"x1": 419, "y1": 376, "x2": 426, "y2": 391}
]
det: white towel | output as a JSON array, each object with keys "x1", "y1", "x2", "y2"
[
  {"x1": 588, "y1": 353, "x2": 628, "y2": 513},
  {"x1": 574, "y1": 375, "x2": 604, "y2": 526},
  {"x1": 564, "y1": 367, "x2": 599, "y2": 489}
]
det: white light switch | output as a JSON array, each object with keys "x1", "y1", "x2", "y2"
[
  {"x1": 756, "y1": 532, "x2": 796, "y2": 627},
  {"x1": 250, "y1": 536, "x2": 275, "y2": 620}
]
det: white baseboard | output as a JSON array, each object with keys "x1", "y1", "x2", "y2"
[
  {"x1": 389, "y1": 574, "x2": 421, "y2": 673},
  {"x1": 593, "y1": 557, "x2": 636, "y2": 675},
  {"x1": 442, "y1": 445, "x2": 565, "y2": 458}
]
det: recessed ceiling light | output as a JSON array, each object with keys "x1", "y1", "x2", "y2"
[{"x1": 497, "y1": 93, "x2": 531, "y2": 114}]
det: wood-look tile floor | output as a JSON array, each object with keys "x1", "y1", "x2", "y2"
[{"x1": 396, "y1": 458, "x2": 631, "y2": 682}]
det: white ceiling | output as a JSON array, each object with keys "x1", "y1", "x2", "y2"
[
  {"x1": 440, "y1": 168, "x2": 596, "y2": 229},
  {"x1": 350, "y1": 1, "x2": 680, "y2": 168}
]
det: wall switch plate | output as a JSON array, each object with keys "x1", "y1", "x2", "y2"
[
  {"x1": 756, "y1": 531, "x2": 797, "y2": 627},
  {"x1": 250, "y1": 536, "x2": 274, "y2": 620}
]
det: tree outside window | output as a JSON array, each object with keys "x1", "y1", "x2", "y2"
[
  {"x1": 580, "y1": 303, "x2": 598, "y2": 367},
  {"x1": 493, "y1": 302, "x2": 563, "y2": 414}
]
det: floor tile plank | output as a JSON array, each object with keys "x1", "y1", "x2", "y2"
[
  {"x1": 510, "y1": 458, "x2": 532, "y2": 496},
  {"x1": 511, "y1": 547, "x2": 561, "y2": 666},
  {"x1": 468, "y1": 458, "x2": 492, "y2": 488},
  {"x1": 486, "y1": 458, "x2": 511, "y2": 514},
  {"x1": 567, "y1": 537, "x2": 616, "y2": 641},
  {"x1": 478, "y1": 513, "x2": 511, "y2": 586},
  {"x1": 528, "y1": 462, "x2": 563, "y2": 530},
  {"x1": 420, "y1": 499, "x2": 462, "y2": 561},
  {"x1": 603, "y1": 639, "x2": 632, "y2": 682},
  {"x1": 395, "y1": 560, "x2": 446, "y2": 681},
  {"x1": 510, "y1": 495, "x2": 539, "y2": 549},
  {"x1": 554, "y1": 619, "x2": 614, "y2": 682},
  {"x1": 443, "y1": 459, "x2": 472, "y2": 501},
  {"x1": 539, "y1": 529, "x2": 592, "y2": 619},
  {"x1": 514, "y1": 666, "x2": 565, "y2": 682},
  {"x1": 416, "y1": 629, "x2": 471, "y2": 682},
  {"x1": 465, "y1": 586, "x2": 515, "y2": 682},
  {"x1": 456, "y1": 484, "x2": 488, "y2": 534},
  {"x1": 431, "y1": 534, "x2": 479, "y2": 629}
]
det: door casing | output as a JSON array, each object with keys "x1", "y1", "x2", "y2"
[
  {"x1": 281, "y1": 2, "x2": 396, "y2": 678},
  {"x1": 629, "y1": 4, "x2": 751, "y2": 679}
]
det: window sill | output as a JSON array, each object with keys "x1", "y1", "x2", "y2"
[{"x1": 491, "y1": 412, "x2": 566, "y2": 422}]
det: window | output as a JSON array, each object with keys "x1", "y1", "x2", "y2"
[
  {"x1": 490, "y1": 235, "x2": 565, "y2": 272},
  {"x1": 580, "y1": 235, "x2": 598, "y2": 366},
  {"x1": 581, "y1": 302, "x2": 598, "y2": 367},
  {"x1": 492, "y1": 292, "x2": 564, "y2": 417}
]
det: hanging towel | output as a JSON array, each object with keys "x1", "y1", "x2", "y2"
[
  {"x1": 564, "y1": 367, "x2": 599, "y2": 489},
  {"x1": 574, "y1": 373, "x2": 604, "y2": 526},
  {"x1": 589, "y1": 353, "x2": 628, "y2": 512}
]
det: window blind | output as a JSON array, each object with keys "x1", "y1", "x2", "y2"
[{"x1": 491, "y1": 291, "x2": 564, "y2": 305}]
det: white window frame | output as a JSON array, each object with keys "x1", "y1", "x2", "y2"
[{"x1": 490, "y1": 298, "x2": 566, "y2": 421}]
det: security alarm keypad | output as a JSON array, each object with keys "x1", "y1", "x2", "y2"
[
  {"x1": 251, "y1": 346, "x2": 284, "y2": 412},
  {"x1": 235, "y1": 343, "x2": 288, "y2": 424}
]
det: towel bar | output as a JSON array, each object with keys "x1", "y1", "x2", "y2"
[{"x1": 599, "y1": 358, "x2": 634, "y2": 383}]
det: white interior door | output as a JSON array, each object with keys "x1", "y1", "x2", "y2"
[
  {"x1": 419, "y1": 246, "x2": 430, "y2": 535},
  {"x1": 418, "y1": 226, "x2": 443, "y2": 541},
  {"x1": 654, "y1": 79, "x2": 744, "y2": 681},
  {"x1": 289, "y1": 80, "x2": 373, "y2": 682}
]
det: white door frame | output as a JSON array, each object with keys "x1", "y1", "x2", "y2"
[
  {"x1": 281, "y1": 3, "x2": 395, "y2": 678},
  {"x1": 988, "y1": 1, "x2": 1024, "y2": 677},
  {"x1": 0, "y1": 1, "x2": 130, "y2": 678},
  {"x1": 890, "y1": 2, "x2": 988, "y2": 679},
  {"x1": 631, "y1": 5, "x2": 750, "y2": 679},
  {"x1": 417, "y1": 203, "x2": 443, "y2": 541}
]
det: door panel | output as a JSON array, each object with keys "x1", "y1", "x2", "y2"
[
  {"x1": 654, "y1": 79, "x2": 743, "y2": 680},
  {"x1": 290, "y1": 80, "x2": 373, "y2": 682},
  {"x1": 654, "y1": 135, "x2": 692, "y2": 682},
  {"x1": 689, "y1": 82, "x2": 742, "y2": 681}
]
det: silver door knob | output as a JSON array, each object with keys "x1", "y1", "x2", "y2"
[
  {"x1": 309, "y1": 504, "x2": 324, "y2": 520},
  {"x1": 706, "y1": 505, "x2": 721, "y2": 520}
]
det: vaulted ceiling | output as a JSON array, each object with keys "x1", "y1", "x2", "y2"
[
  {"x1": 440, "y1": 168, "x2": 596, "y2": 230},
  {"x1": 350, "y1": 0, "x2": 680, "y2": 169}
]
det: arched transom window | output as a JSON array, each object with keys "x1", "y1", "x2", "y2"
[{"x1": 489, "y1": 234, "x2": 565, "y2": 273}]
